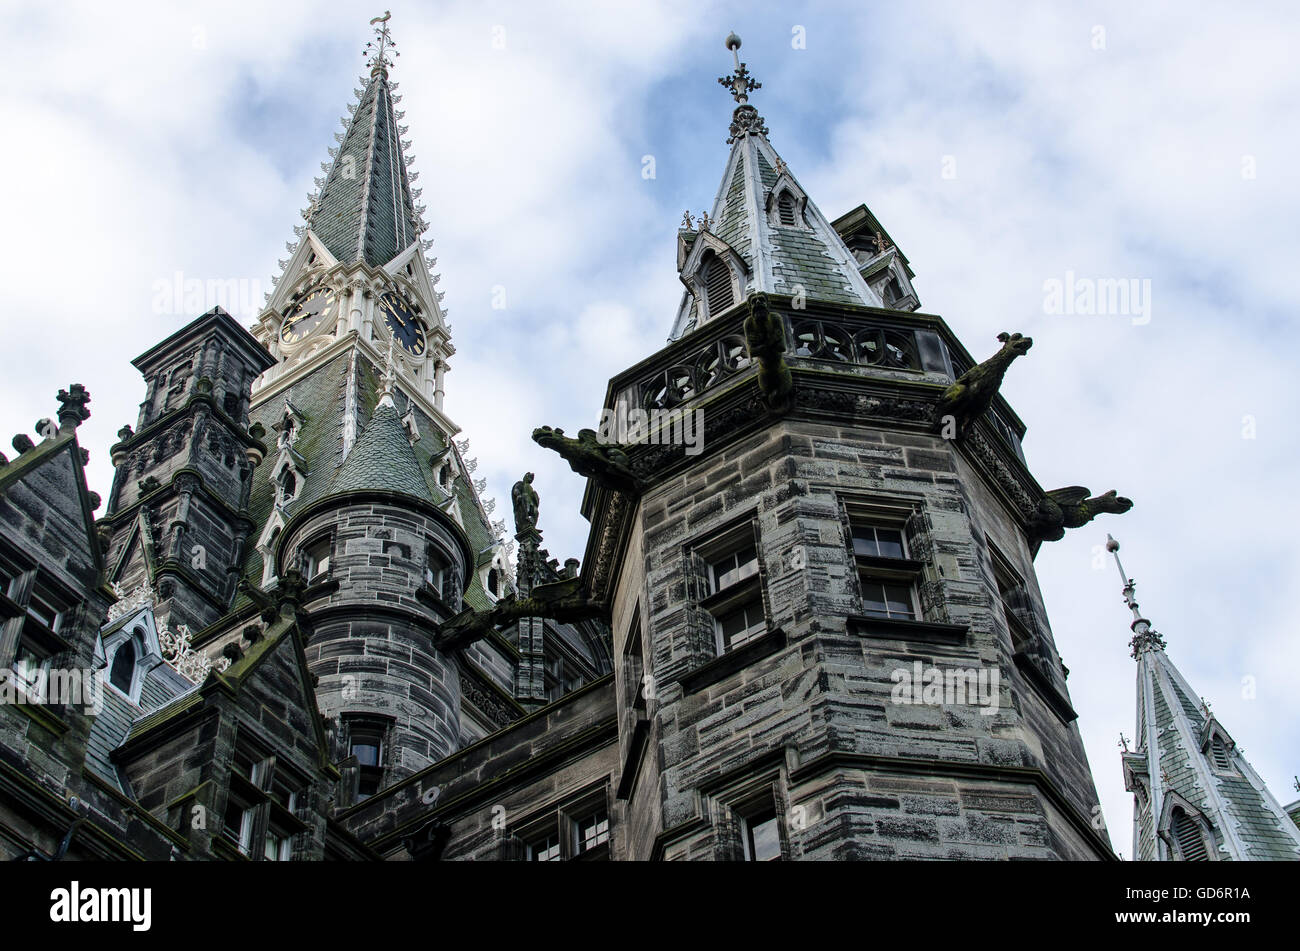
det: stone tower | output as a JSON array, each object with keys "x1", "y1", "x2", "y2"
[
  {"x1": 572, "y1": 35, "x2": 1129, "y2": 860},
  {"x1": 1109, "y1": 536, "x2": 1300, "y2": 861},
  {"x1": 100, "y1": 308, "x2": 276, "y2": 633}
]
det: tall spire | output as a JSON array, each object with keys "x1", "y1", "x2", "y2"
[
  {"x1": 305, "y1": 13, "x2": 425, "y2": 267},
  {"x1": 1106, "y1": 534, "x2": 1166, "y2": 658},
  {"x1": 1112, "y1": 535, "x2": 1300, "y2": 861},
  {"x1": 669, "y1": 32, "x2": 883, "y2": 339}
]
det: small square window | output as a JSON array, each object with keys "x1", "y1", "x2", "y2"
[
  {"x1": 25, "y1": 590, "x2": 64, "y2": 632},
  {"x1": 528, "y1": 833, "x2": 562, "y2": 862},
  {"x1": 861, "y1": 579, "x2": 916, "y2": 621},
  {"x1": 708, "y1": 545, "x2": 758, "y2": 594},
  {"x1": 9, "y1": 642, "x2": 52, "y2": 701},
  {"x1": 576, "y1": 808, "x2": 610, "y2": 853},
  {"x1": 715, "y1": 599, "x2": 766, "y2": 653},
  {"x1": 851, "y1": 525, "x2": 905, "y2": 560}
]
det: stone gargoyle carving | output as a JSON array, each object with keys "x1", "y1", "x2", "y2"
[
  {"x1": 435, "y1": 575, "x2": 605, "y2": 653},
  {"x1": 1027, "y1": 487, "x2": 1133, "y2": 543},
  {"x1": 935, "y1": 332, "x2": 1032, "y2": 439},
  {"x1": 743, "y1": 293, "x2": 793, "y2": 413},
  {"x1": 531, "y1": 426, "x2": 642, "y2": 495}
]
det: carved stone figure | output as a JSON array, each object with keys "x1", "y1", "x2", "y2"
[
  {"x1": 531, "y1": 426, "x2": 642, "y2": 495},
  {"x1": 435, "y1": 575, "x2": 605, "y2": 653},
  {"x1": 1027, "y1": 487, "x2": 1133, "y2": 543},
  {"x1": 743, "y1": 293, "x2": 793, "y2": 413},
  {"x1": 935, "y1": 332, "x2": 1032, "y2": 439},
  {"x1": 511, "y1": 471, "x2": 540, "y2": 534}
]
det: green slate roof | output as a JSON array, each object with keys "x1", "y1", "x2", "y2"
[
  {"x1": 1130, "y1": 644, "x2": 1300, "y2": 861},
  {"x1": 328, "y1": 398, "x2": 433, "y2": 503},
  {"x1": 308, "y1": 66, "x2": 423, "y2": 268},
  {"x1": 670, "y1": 113, "x2": 881, "y2": 340}
]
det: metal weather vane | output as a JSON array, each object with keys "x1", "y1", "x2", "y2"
[{"x1": 365, "y1": 11, "x2": 399, "y2": 74}]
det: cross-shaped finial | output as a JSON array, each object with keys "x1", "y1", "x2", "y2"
[
  {"x1": 873, "y1": 230, "x2": 891, "y2": 254},
  {"x1": 364, "y1": 11, "x2": 399, "y2": 74},
  {"x1": 1118, "y1": 733, "x2": 1130, "y2": 753},
  {"x1": 681, "y1": 210, "x2": 696, "y2": 230},
  {"x1": 1200, "y1": 696, "x2": 1213, "y2": 717}
]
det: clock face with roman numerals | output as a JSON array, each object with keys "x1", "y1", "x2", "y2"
[
  {"x1": 380, "y1": 292, "x2": 426, "y2": 356},
  {"x1": 280, "y1": 284, "x2": 336, "y2": 344}
]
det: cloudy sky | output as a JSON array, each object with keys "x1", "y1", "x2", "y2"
[{"x1": 2, "y1": 0, "x2": 1297, "y2": 856}]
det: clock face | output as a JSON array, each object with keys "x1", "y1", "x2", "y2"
[
  {"x1": 380, "y1": 292, "x2": 427, "y2": 356},
  {"x1": 281, "y1": 285, "x2": 336, "y2": 344}
]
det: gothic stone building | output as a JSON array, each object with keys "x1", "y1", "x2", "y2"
[{"x1": 2, "y1": 24, "x2": 1290, "y2": 863}]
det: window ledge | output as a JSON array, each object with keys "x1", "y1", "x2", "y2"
[
  {"x1": 678, "y1": 627, "x2": 787, "y2": 695},
  {"x1": 573, "y1": 840, "x2": 611, "y2": 862},
  {"x1": 1012, "y1": 650, "x2": 1077, "y2": 723},
  {"x1": 854, "y1": 555, "x2": 924, "y2": 575},
  {"x1": 847, "y1": 614, "x2": 968, "y2": 644}
]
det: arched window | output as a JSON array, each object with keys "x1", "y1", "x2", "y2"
[
  {"x1": 1170, "y1": 807, "x2": 1210, "y2": 861},
  {"x1": 702, "y1": 253, "x2": 734, "y2": 317},
  {"x1": 777, "y1": 192, "x2": 797, "y2": 227},
  {"x1": 278, "y1": 468, "x2": 297, "y2": 501},
  {"x1": 110, "y1": 638, "x2": 137, "y2": 694}
]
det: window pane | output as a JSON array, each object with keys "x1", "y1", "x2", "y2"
[
  {"x1": 861, "y1": 580, "x2": 889, "y2": 618},
  {"x1": 852, "y1": 528, "x2": 879, "y2": 557},
  {"x1": 531, "y1": 834, "x2": 561, "y2": 862},
  {"x1": 875, "y1": 529, "x2": 905, "y2": 559},
  {"x1": 747, "y1": 813, "x2": 782, "y2": 861},
  {"x1": 352, "y1": 741, "x2": 380, "y2": 767},
  {"x1": 578, "y1": 809, "x2": 610, "y2": 851},
  {"x1": 884, "y1": 583, "x2": 915, "y2": 618}
]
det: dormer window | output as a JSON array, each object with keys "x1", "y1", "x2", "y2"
[
  {"x1": 702, "y1": 253, "x2": 734, "y2": 317},
  {"x1": 777, "y1": 192, "x2": 798, "y2": 227},
  {"x1": 109, "y1": 638, "x2": 136, "y2": 693},
  {"x1": 1170, "y1": 807, "x2": 1212, "y2": 861},
  {"x1": 487, "y1": 568, "x2": 501, "y2": 598},
  {"x1": 278, "y1": 468, "x2": 297, "y2": 502}
]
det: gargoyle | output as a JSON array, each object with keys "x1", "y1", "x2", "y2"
[
  {"x1": 531, "y1": 426, "x2": 642, "y2": 495},
  {"x1": 435, "y1": 575, "x2": 606, "y2": 653},
  {"x1": 743, "y1": 294, "x2": 793, "y2": 413},
  {"x1": 935, "y1": 332, "x2": 1032, "y2": 439},
  {"x1": 1027, "y1": 487, "x2": 1133, "y2": 543}
]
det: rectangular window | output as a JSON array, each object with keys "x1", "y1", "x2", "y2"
[
  {"x1": 222, "y1": 798, "x2": 256, "y2": 857},
  {"x1": 528, "y1": 833, "x2": 561, "y2": 862},
  {"x1": 345, "y1": 716, "x2": 389, "y2": 800},
  {"x1": 741, "y1": 808, "x2": 783, "y2": 862},
  {"x1": 10, "y1": 641, "x2": 51, "y2": 701},
  {"x1": 690, "y1": 519, "x2": 768, "y2": 657},
  {"x1": 623, "y1": 611, "x2": 646, "y2": 714},
  {"x1": 575, "y1": 808, "x2": 610, "y2": 854},
  {"x1": 300, "y1": 536, "x2": 331, "y2": 583},
  {"x1": 843, "y1": 501, "x2": 926, "y2": 624},
  {"x1": 25, "y1": 589, "x2": 64, "y2": 632}
]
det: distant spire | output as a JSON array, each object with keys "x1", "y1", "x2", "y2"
[
  {"x1": 1106, "y1": 535, "x2": 1166, "y2": 658},
  {"x1": 364, "y1": 11, "x2": 399, "y2": 77},
  {"x1": 717, "y1": 33, "x2": 769, "y2": 144}
]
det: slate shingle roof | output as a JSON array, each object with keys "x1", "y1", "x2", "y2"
[
  {"x1": 309, "y1": 67, "x2": 422, "y2": 268},
  {"x1": 329, "y1": 399, "x2": 432, "y2": 502}
]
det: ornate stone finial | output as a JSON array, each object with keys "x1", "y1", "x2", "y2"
[
  {"x1": 1199, "y1": 697, "x2": 1213, "y2": 718},
  {"x1": 1119, "y1": 733, "x2": 1130, "y2": 753},
  {"x1": 717, "y1": 33, "x2": 769, "y2": 144},
  {"x1": 681, "y1": 210, "x2": 696, "y2": 230},
  {"x1": 698, "y1": 211, "x2": 712, "y2": 232},
  {"x1": 377, "y1": 338, "x2": 397, "y2": 408},
  {"x1": 1107, "y1": 535, "x2": 1167, "y2": 658},
  {"x1": 512, "y1": 472, "x2": 540, "y2": 535},
  {"x1": 364, "y1": 11, "x2": 398, "y2": 76},
  {"x1": 56, "y1": 384, "x2": 91, "y2": 432},
  {"x1": 774, "y1": 156, "x2": 788, "y2": 176},
  {"x1": 873, "y1": 230, "x2": 890, "y2": 254}
]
